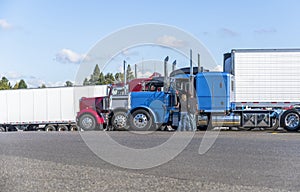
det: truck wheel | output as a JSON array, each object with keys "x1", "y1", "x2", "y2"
[
  {"x1": 112, "y1": 111, "x2": 127, "y2": 130},
  {"x1": 27, "y1": 125, "x2": 38, "y2": 131},
  {"x1": 270, "y1": 118, "x2": 279, "y2": 130},
  {"x1": 58, "y1": 125, "x2": 68, "y2": 131},
  {"x1": 129, "y1": 110, "x2": 153, "y2": 131},
  {"x1": 0, "y1": 126, "x2": 5, "y2": 132},
  {"x1": 70, "y1": 125, "x2": 78, "y2": 131},
  {"x1": 78, "y1": 113, "x2": 97, "y2": 131},
  {"x1": 197, "y1": 126, "x2": 208, "y2": 131},
  {"x1": 8, "y1": 125, "x2": 17, "y2": 131},
  {"x1": 45, "y1": 125, "x2": 56, "y2": 131},
  {"x1": 280, "y1": 110, "x2": 300, "y2": 132}
]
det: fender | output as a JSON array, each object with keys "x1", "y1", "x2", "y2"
[
  {"x1": 77, "y1": 109, "x2": 105, "y2": 124},
  {"x1": 128, "y1": 106, "x2": 160, "y2": 124},
  {"x1": 110, "y1": 107, "x2": 128, "y2": 114}
]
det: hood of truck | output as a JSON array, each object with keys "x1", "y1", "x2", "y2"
[{"x1": 130, "y1": 91, "x2": 166, "y2": 109}]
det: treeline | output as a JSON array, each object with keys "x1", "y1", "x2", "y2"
[
  {"x1": 0, "y1": 63, "x2": 134, "y2": 90},
  {"x1": 0, "y1": 77, "x2": 28, "y2": 90},
  {"x1": 0, "y1": 77, "x2": 74, "y2": 90},
  {"x1": 83, "y1": 64, "x2": 135, "y2": 85}
]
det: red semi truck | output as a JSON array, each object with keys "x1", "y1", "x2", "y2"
[{"x1": 76, "y1": 76, "x2": 164, "y2": 131}]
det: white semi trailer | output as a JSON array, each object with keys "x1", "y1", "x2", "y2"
[
  {"x1": 0, "y1": 85, "x2": 108, "y2": 132},
  {"x1": 224, "y1": 49, "x2": 300, "y2": 131}
]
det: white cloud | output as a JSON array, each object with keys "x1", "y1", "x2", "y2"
[
  {"x1": 3, "y1": 71, "x2": 24, "y2": 79},
  {"x1": 156, "y1": 35, "x2": 186, "y2": 48},
  {"x1": 55, "y1": 49, "x2": 86, "y2": 64},
  {"x1": 0, "y1": 19, "x2": 12, "y2": 29},
  {"x1": 218, "y1": 28, "x2": 239, "y2": 37},
  {"x1": 0, "y1": 72, "x2": 68, "y2": 88},
  {"x1": 254, "y1": 28, "x2": 277, "y2": 34},
  {"x1": 26, "y1": 77, "x2": 67, "y2": 88}
]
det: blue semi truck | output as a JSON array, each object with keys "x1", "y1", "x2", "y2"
[{"x1": 127, "y1": 49, "x2": 300, "y2": 132}]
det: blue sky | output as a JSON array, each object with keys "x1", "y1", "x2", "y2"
[{"x1": 1, "y1": 0, "x2": 300, "y2": 87}]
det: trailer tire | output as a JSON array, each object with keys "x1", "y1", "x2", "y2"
[
  {"x1": 280, "y1": 110, "x2": 300, "y2": 132},
  {"x1": 0, "y1": 126, "x2": 5, "y2": 132},
  {"x1": 270, "y1": 118, "x2": 279, "y2": 130},
  {"x1": 129, "y1": 109, "x2": 154, "y2": 131},
  {"x1": 111, "y1": 111, "x2": 127, "y2": 130},
  {"x1": 58, "y1": 125, "x2": 68, "y2": 131},
  {"x1": 78, "y1": 113, "x2": 97, "y2": 131},
  {"x1": 45, "y1": 125, "x2": 56, "y2": 131},
  {"x1": 7, "y1": 125, "x2": 17, "y2": 131},
  {"x1": 27, "y1": 124, "x2": 38, "y2": 131},
  {"x1": 70, "y1": 125, "x2": 78, "y2": 131}
]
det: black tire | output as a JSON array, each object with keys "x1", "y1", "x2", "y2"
[
  {"x1": 111, "y1": 111, "x2": 127, "y2": 130},
  {"x1": 58, "y1": 125, "x2": 68, "y2": 131},
  {"x1": 280, "y1": 110, "x2": 300, "y2": 132},
  {"x1": 70, "y1": 124, "x2": 78, "y2": 131},
  {"x1": 267, "y1": 118, "x2": 279, "y2": 131},
  {"x1": 129, "y1": 109, "x2": 154, "y2": 131},
  {"x1": 78, "y1": 113, "x2": 98, "y2": 131},
  {"x1": 197, "y1": 126, "x2": 208, "y2": 131},
  {"x1": 7, "y1": 125, "x2": 17, "y2": 131},
  {"x1": 27, "y1": 124, "x2": 38, "y2": 131},
  {"x1": 45, "y1": 125, "x2": 56, "y2": 131},
  {"x1": 0, "y1": 126, "x2": 5, "y2": 132}
]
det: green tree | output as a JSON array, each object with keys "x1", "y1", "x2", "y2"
[
  {"x1": 18, "y1": 79, "x2": 27, "y2": 89},
  {"x1": 98, "y1": 72, "x2": 105, "y2": 85},
  {"x1": 39, "y1": 84, "x2": 47, "y2": 88},
  {"x1": 90, "y1": 64, "x2": 101, "y2": 84},
  {"x1": 126, "y1": 64, "x2": 134, "y2": 82},
  {"x1": 0, "y1": 77, "x2": 11, "y2": 90},
  {"x1": 13, "y1": 82, "x2": 19, "y2": 89},
  {"x1": 104, "y1": 73, "x2": 115, "y2": 84},
  {"x1": 114, "y1": 72, "x2": 124, "y2": 83},
  {"x1": 83, "y1": 78, "x2": 89, "y2": 86},
  {"x1": 65, "y1": 81, "x2": 73, "y2": 87}
]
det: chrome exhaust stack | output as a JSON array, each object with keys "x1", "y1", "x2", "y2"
[
  {"x1": 189, "y1": 49, "x2": 194, "y2": 97},
  {"x1": 164, "y1": 56, "x2": 169, "y2": 92}
]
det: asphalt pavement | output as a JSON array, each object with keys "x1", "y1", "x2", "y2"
[{"x1": 0, "y1": 131, "x2": 299, "y2": 192}]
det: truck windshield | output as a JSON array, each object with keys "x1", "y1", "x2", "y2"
[{"x1": 111, "y1": 87, "x2": 126, "y2": 95}]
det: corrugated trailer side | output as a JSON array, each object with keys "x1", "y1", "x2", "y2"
[
  {"x1": 232, "y1": 49, "x2": 300, "y2": 104},
  {"x1": 0, "y1": 90, "x2": 8, "y2": 126},
  {"x1": 0, "y1": 85, "x2": 108, "y2": 131}
]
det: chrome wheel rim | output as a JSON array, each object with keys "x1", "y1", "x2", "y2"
[
  {"x1": 285, "y1": 113, "x2": 300, "y2": 129},
  {"x1": 114, "y1": 114, "x2": 127, "y2": 128},
  {"x1": 133, "y1": 113, "x2": 148, "y2": 129},
  {"x1": 82, "y1": 117, "x2": 93, "y2": 129}
]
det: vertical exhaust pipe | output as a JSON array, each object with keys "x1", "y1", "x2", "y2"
[
  {"x1": 198, "y1": 53, "x2": 201, "y2": 73},
  {"x1": 190, "y1": 49, "x2": 193, "y2": 76},
  {"x1": 190, "y1": 49, "x2": 194, "y2": 96},
  {"x1": 164, "y1": 56, "x2": 169, "y2": 92},
  {"x1": 134, "y1": 64, "x2": 137, "y2": 78},
  {"x1": 172, "y1": 60, "x2": 176, "y2": 72},
  {"x1": 123, "y1": 60, "x2": 127, "y2": 94}
]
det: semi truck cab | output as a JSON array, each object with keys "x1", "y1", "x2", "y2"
[{"x1": 128, "y1": 78, "x2": 179, "y2": 131}]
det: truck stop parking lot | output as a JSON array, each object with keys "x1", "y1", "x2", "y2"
[{"x1": 0, "y1": 131, "x2": 299, "y2": 192}]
